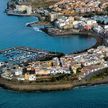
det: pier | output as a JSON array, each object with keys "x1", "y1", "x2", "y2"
[
  {"x1": 26, "y1": 21, "x2": 51, "y2": 27},
  {"x1": 6, "y1": 10, "x2": 32, "y2": 17}
]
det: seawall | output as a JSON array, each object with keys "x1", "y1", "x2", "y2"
[{"x1": 1, "y1": 77, "x2": 108, "y2": 92}]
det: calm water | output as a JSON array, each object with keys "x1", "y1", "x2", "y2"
[
  {"x1": 0, "y1": 0, "x2": 96, "y2": 54},
  {"x1": 0, "y1": 1, "x2": 107, "y2": 108},
  {"x1": 0, "y1": 85, "x2": 108, "y2": 108}
]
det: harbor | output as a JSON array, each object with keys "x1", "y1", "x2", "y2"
[
  {"x1": 0, "y1": 0, "x2": 108, "y2": 108},
  {"x1": 0, "y1": 47, "x2": 63, "y2": 64},
  {"x1": 1, "y1": 0, "x2": 97, "y2": 54}
]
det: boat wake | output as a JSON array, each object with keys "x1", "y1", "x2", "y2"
[{"x1": 32, "y1": 27, "x2": 42, "y2": 32}]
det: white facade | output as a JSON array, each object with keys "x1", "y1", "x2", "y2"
[
  {"x1": 15, "y1": 69, "x2": 23, "y2": 76},
  {"x1": 93, "y1": 25, "x2": 104, "y2": 33},
  {"x1": 15, "y1": 5, "x2": 32, "y2": 15},
  {"x1": 86, "y1": 20, "x2": 97, "y2": 26},
  {"x1": 29, "y1": 75, "x2": 36, "y2": 81},
  {"x1": 104, "y1": 25, "x2": 108, "y2": 31}
]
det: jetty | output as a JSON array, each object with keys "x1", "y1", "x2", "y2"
[
  {"x1": 6, "y1": 10, "x2": 32, "y2": 17},
  {"x1": 26, "y1": 21, "x2": 51, "y2": 27},
  {"x1": 26, "y1": 21, "x2": 38, "y2": 27}
]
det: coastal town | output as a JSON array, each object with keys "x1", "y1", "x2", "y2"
[
  {"x1": 6, "y1": 0, "x2": 108, "y2": 40},
  {"x1": 0, "y1": 0, "x2": 108, "y2": 91},
  {"x1": 1, "y1": 46, "x2": 108, "y2": 82}
]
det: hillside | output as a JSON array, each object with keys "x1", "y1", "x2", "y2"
[{"x1": 29, "y1": 0, "x2": 59, "y2": 8}]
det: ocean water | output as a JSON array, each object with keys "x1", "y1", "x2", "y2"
[
  {"x1": 0, "y1": 85, "x2": 108, "y2": 108},
  {"x1": 0, "y1": 0, "x2": 96, "y2": 54}
]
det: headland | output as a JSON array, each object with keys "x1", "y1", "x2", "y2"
[{"x1": 1, "y1": 0, "x2": 108, "y2": 92}]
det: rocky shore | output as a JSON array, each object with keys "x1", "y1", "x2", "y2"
[
  {"x1": 0, "y1": 78, "x2": 72, "y2": 91},
  {"x1": 1, "y1": 77, "x2": 108, "y2": 92}
]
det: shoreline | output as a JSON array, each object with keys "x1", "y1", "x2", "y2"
[
  {"x1": 0, "y1": 26, "x2": 103, "y2": 92},
  {"x1": 2, "y1": 1, "x2": 106, "y2": 92},
  {"x1": 5, "y1": 9, "x2": 33, "y2": 17},
  {"x1": 0, "y1": 77, "x2": 108, "y2": 92},
  {"x1": 41, "y1": 27, "x2": 103, "y2": 54}
]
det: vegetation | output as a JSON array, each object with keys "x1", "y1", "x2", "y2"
[
  {"x1": 30, "y1": 0, "x2": 58, "y2": 8},
  {"x1": 105, "y1": 7, "x2": 108, "y2": 11},
  {"x1": 89, "y1": 68, "x2": 108, "y2": 81},
  {"x1": 105, "y1": 7, "x2": 108, "y2": 14}
]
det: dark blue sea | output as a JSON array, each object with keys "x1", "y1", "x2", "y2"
[
  {"x1": 0, "y1": 0, "x2": 107, "y2": 108},
  {"x1": 0, "y1": 85, "x2": 108, "y2": 108}
]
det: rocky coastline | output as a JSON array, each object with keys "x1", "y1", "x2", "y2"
[
  {"x1": 1, "y1": 77, "x2": 108, "y2": 92},
  {"x1": 2, "y1": 0, "x2": 108, "y2": 93}
]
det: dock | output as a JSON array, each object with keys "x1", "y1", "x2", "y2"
[
  {"x1": 0, "y1": 47, "x2": 63, "y2": 64},
  {"x1": 26, "y1": 21, "x2": 51, "y2": 27}
]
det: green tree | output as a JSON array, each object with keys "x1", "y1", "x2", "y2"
[
  {"x1": 51, "y1": 76, "x2": 56, "y2": 82},
  {"x1": 105, "y1": 7, "x2": 108, "y2": 12}
]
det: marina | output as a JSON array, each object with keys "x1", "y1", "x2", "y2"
[{"x1": 0, "y1": 47, "x2": 63, "y2": 64}]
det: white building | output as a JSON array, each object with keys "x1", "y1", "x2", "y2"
[
  {"x1": 104, "y1": 25, "x2": 108, "y2": 31},
  {"x1": 29, "y1": 75, "x2": 36, "y2": 81},
  {"x1": 93, "y1": 25, "x2": 104, "y2": 33},
  {"x1": 15, "y1": 5, "x2": 32, "y2": 15},
  {"x1": 49, "y1": 12, "x2": 60, "y2": 22},
  {"x1": 86, "y1": 20, "x2": 97, "y2": 26},
  {"x1": 54, "y1": 16, "x2": 74, "y2": 29},
  {"x1": 15, "y1": 68, "x2": 23, "y2": 76}
]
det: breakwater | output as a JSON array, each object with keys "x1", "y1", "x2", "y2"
[
  {"x1": 26, "y1": 21, "x2": 50, "y2": 27},
  {"x1": 1, "y1": 77, "x2": 108, "y2": 92},
  {"x1": 5, "y1": 10, "x2": 32, "y2": 17}
]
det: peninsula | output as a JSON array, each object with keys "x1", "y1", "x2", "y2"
[{"x1": 1, "y1": 0, "x2": 108, "y2": 92}]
